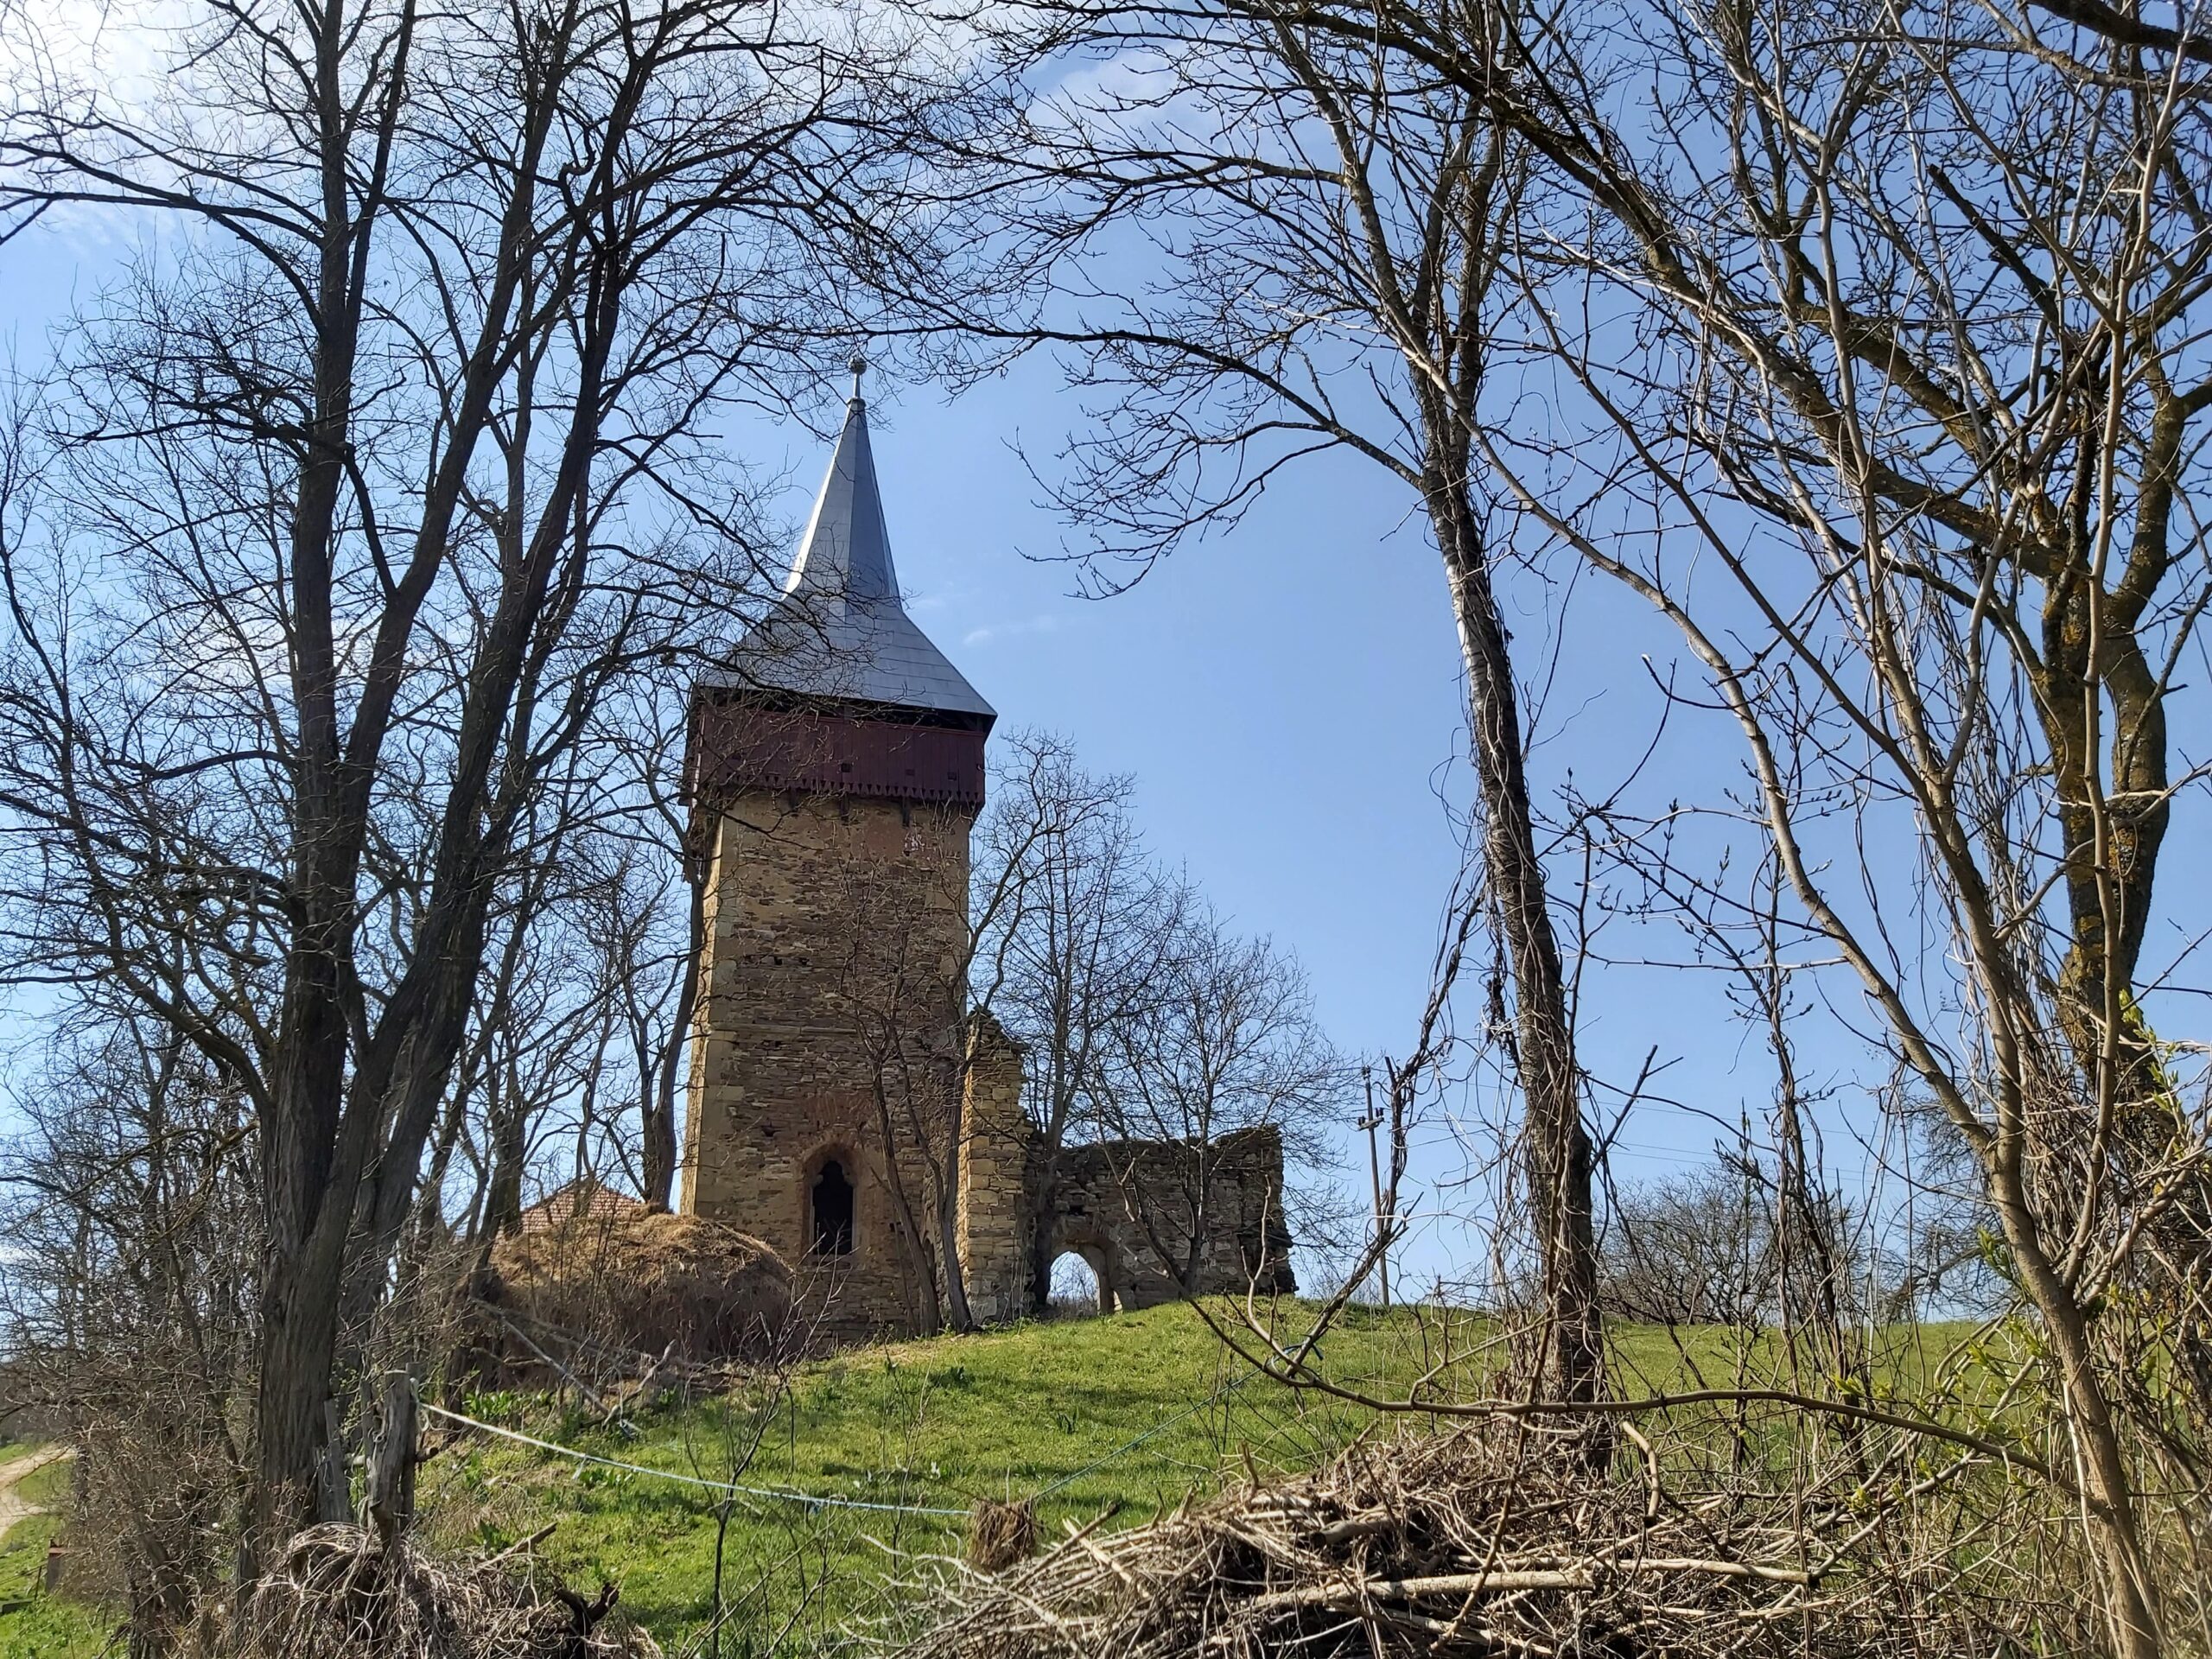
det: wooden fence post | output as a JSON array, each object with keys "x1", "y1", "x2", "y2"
[{"x1": 365, "y1": 1375, "x2": 417, "y2": 1549}]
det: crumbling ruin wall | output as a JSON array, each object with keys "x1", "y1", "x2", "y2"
[
  {"x1": 955, "y1": 1014, "x2": 1032, "y2": 1325},
  {"x1": 1033, "y1": 1126, "x2": 1297, "y2": 1313}
]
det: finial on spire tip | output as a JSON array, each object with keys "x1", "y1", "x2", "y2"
[{"x1": 848, "y1": 353, "x2": 868, "y2": 402}]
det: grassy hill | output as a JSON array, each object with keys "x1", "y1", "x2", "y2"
[
  {"x1": 0, "y1": 1305, "x2": 1986, "y2": 1658},
  {"x1": 417, "y1": 1301, "x2": 1455, "y2": 1654}
]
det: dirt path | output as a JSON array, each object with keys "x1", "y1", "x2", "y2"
[{"x1": 0, "y1": 1446, "x2": 69, "y2": 1554}]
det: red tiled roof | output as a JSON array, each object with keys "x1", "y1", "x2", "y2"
[{"x1": 517, "y1": 1177, "x2": 644, "y2": 1235}]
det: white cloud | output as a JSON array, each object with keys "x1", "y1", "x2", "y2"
[
  {"x1": 0, "y1": 0, "x2": 188, "y2": 118},
  {"x1": 963, "y1": 613, "x2": 1063, "y2": 647}
]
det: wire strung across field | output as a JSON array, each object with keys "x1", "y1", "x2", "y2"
[
  {"x1": 1027, "y1": 1365, "x2": 1258, "y2": 1503},
  {"x1": 419, "y1": 1362, "x2": 1261, "y2": 1522},
  {"x1": 417, "y1": 1400, "x2": 972, "y2": 1518}
]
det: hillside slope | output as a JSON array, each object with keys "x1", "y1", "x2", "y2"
[
  {"x1": 0, "y1": 1306, "x2": 1975, "y2": 1657},
  {"x1": 416, "y1": 1301, "x2": 1444, "y2": 1649}
]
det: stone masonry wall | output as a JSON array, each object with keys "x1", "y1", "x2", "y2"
[
  {"x1": 1040, "y1": 1127, "x2": 1297, "y2": 1312},
  {"x1": 679, "y1": 788, "x2": 973, "y2": 1341},
  {"x1": 954, "y1": 1013, "x2": 1030, "y2": 1325},
  {"x1": 681, "y1": 788, "x2": 1299, "y2": 1339}
]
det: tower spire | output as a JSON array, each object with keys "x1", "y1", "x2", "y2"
[
  {"x1": 708, "y1": 372, "x2": 995, "y2": 721},
  {"x1": 784, "y1": 374, "x2": 897, "y2": 611}
]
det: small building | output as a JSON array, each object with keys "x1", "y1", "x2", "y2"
[
  {"x1": 516, "y1": 1176, "x2": 644, "y2": 1236},
  {"x1": 677, "y1": 365, "x2": 1293, "y2": 1338}
]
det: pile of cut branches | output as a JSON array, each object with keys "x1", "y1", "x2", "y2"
[
  {"x1": 210, "y1": 1523, "x2": 658, "y2": 1659},
  {"x1": 896, "y1": 1424, "x2": 2024, "y2": 1658}
]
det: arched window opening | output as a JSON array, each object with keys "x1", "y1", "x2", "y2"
[
  {"x1": 1049, "y1": 1249, "x2": 1116, "y2": 1318},
  {"x1": 810, "y1": 1158, "x2": 855, "y2": 1255}
]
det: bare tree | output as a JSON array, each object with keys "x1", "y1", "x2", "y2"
[
  {"x1": 1598, "y1": 1159, "x2": 1863, "y2": 1332},
  {"x1": 1328, "y1": 0, "x2": 2212, "y2": 1642},
  {"x1": 1092, "y1": 896, "x2": 1347, "y2": 1293},
  {"x1": 405, "y1": 675, "x2": 705, "y2": 1249},
  {"x1": 0, "y1": 1020, "x2": 259, "y2": 1652},
  {"x1": 970, "y1": 731, "x2": 1167, "y2": 1313},
  {"x1": 1585, "y1": 815, "x2": 1866, "y2": 1382},
  {"x1": 816, "y1": 728, "x2": 1344, "y2": 1329},
  {"x1": 966, "y1": 0, "x2": 1605, "y2": 1404},
  {"x1": 575, "y1": 661, "x2": 714, "y2": 1216},
  {"x1": 961, "y1": 0, "x2": 2212, "y2": 1639},
  {"x1": 1598, "y1": 1166, "x2": 1773, "y2": 1331},
  {"x1": 0, "y1": 0, "x2": 980, "y2": 1561}
]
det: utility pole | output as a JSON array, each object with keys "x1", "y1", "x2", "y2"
[{"x1": 1359, "y1": 1065, "x2": 1389, "y2": 1311}]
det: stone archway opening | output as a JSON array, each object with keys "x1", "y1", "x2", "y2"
[{"x1": 1048, "y1": 1247, "x2": 1116, "y2": 1318}]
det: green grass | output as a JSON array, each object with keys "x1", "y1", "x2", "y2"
[
  {"x1": 416, "y1": 1301, "x2": 1452, "y2": 1653},
  {"x1": 411, "y1": 1305, "x2": 1987, "y2": 1655},
  {"x1": 0, "y1": 1306, "x2": 2004, "y2": 1659},
  {"x1": 0, "y1": 1452, "x2": 105, "y2": 1659}
]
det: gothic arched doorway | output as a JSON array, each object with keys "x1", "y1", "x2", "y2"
[{"x1": 810, "y1": 1156, "x2": 855, "y2": 1256}]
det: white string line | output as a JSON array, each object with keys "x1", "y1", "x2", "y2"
[
  {"x1": 1027, "y1": 1365, "x2": 1260, "y2": 1502},
  {"x1": 426, "y1": 1359, "x2": 1278, "y2": 1519},
  {"x1": 417, "y1": 1399, "x2": 970, "y2": 1518}
]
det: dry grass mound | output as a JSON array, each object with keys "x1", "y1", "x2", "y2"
[
  {"x1": 482, "y1": 1208, "x2": 792, "y2": 1372},
  {"x1": 215, "y1": 1524, "x2": 657, "y2": 1659},
  {"x1": 898, "y1": 1425, "x2": 2010, "y2": 1659},
  {"x1": 966, "y1": 1499, "x2": 1037, "y2": 1573}
]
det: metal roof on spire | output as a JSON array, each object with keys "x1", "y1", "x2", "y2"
[
  {"x1": 783, "y1": 357, "x2": 900, "y2": 611},
  {"x1": 705, "y1": 360, "x2": 995, "y2": 723}
]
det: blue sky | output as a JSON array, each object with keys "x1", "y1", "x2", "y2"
[
  {"x1": 842, "y1": 343, "x2": 2212, "y2": 1294},
  {"x1": 0, "y1": 1, "x2": 2057, "y2": 1307},
  {"x1": 0, "y1": 222, "x2": 1891, "y2": 1283},
  {"x1": 837, "y1": 355, "x2": 1838, "y2": 1286},
  {"x1": 14, "y1": 205, "x2": 2192, "y2": 1300}
]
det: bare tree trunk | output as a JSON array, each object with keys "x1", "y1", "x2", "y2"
[
  {"x1": 253, "y1": 1216, "x2": 352, "y2": 1558},
  {"x1": 870, "y1": 1075, "x2": 948, "y2": 1337},
  {"x1": 938, "y1": 1090, "x2": 978, "y2": 1334},
  {"x1": 364, "y1": 1375, "x2": 418, "y2": 1550},
  {"x1": 1431, "y1": 469, "x2": 1602, "y2": 1415},
  {"x1": 1027, "y1": 1152, "x2": 1068, "y2": 1316},
  {"x1": 0, "y1": 0, "x2": 987, "y2": 1574},
  {"x1": 1991, "y1": 1159, "x2": 2160, "y2": 1656}
]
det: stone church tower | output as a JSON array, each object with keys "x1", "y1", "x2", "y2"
[
  {"x1": 677, "y1": 364, "x2": 1009, "y2": 1338},
  {"x1": 679, "y1": 365, "x2": 1296, "y2": 1339}
]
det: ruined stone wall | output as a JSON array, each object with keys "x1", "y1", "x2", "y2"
[
  {"x1": 1039, "y1": 1127, "x2": 1297, "y2": 1312},
  {"x1": 679, "y1": 788, "x2": 973, "y2": 1341},
  {"x1": 954, "y1": 1014, "x2": 1030, "y2": 1325}
]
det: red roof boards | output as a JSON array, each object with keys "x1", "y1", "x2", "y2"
[{"x1": 517, "y1": 1176, "x2": 643, "y2": 1234}]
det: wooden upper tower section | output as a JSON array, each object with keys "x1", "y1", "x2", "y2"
[{"x1": 690, "y1": 360, "x2": 995, "y2": 810}]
